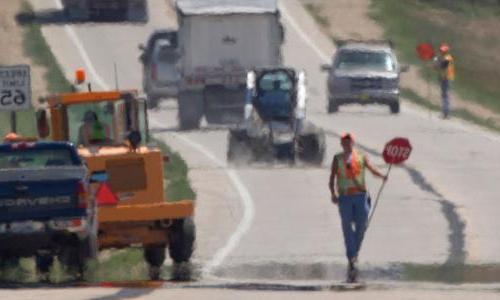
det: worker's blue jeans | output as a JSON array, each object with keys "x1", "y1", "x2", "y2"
[
  {"x1": 338, "y1": 193, "x2": 370, "y2": 261},
  {"x1": 441, "y1": 79, "x2": 450, "y2": 118}
]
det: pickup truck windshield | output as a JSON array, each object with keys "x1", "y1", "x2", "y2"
[
  {"x1": 336, "y1": 50, "x2": 395, "y2": 72},
  {"x1": 0, "y1": 148, "x2": 76, "y2": 169}
]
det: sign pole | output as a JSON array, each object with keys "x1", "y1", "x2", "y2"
[
  {"x1": 366, "y1": 163, "x2": 392, "y2": 228},
  {"x1": 10, "y1": 111, "x2": 17, "y2": 133}
]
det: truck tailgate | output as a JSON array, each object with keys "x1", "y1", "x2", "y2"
[{"x1": 0, "y1": 167, "x2": 86, "y2": 222}]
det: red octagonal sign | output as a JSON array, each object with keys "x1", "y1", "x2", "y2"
[{"x1": 383, "y1": 137, "x2": 412, "y2": 165}]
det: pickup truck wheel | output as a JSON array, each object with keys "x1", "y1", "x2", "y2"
[
  {"x1": 178, "y1": 92, "x2": 203, "y2": 130},
  {"x1": 168, "y1": 218, "x2": 195, "y2": 263},
  {"x1": 35, "y1": 254, "x2": 54, "y2": 281},
  {"x1": 389, "y1": 101, "x2": 400, "y2": 114},
  {"x1": 144, "y1": 245, "x2": 166, "y2": 280},
  {"x1": 60, "y1": 245, "x2": 85, "y2": 280}
]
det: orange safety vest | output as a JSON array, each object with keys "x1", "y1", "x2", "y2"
[
  {"x1": 335, "y1": 150, "x2": 366, "y2": 196},
  {"x1": 441, "y1": 54, "x2": 455, "y2": 81}
]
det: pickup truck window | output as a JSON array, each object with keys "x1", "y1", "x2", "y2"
[
  {"x1": 336, "y1": 50, "x2": 395, "y2": 72},
  {"x1": 0, "y1": 148, "x2": 75, "y2": 169}
]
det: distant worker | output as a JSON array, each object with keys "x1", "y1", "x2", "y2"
[
  {"x1": 329, "y1": 132, "x2": 387, "y2": 283},
  {"x1": 78, "y1": 111, "x2": 110, "y2": 146},
  {"x1": 433, "y1": 43, "x2": 455, "y2": 119}
]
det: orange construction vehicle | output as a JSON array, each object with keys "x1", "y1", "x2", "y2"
[{"x1": 36, "y1": 83, "x2": 195, "y2": 279}]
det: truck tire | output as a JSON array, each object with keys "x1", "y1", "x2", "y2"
[
  {"x1": 144, "y1": 245, "x2": 166, "y2": 280},
  {"x1": 389, "y1": 101, "x2": 400, "y2": 114},
  {"x1": 168, "y1": 218, "x2": 195, "y2": 263},
  {"x1": 178, "y1": 92, "x2": 203, "y2": 130},
  {"x1": 327, "y1": 98, "x2": 339, "y2": 113},
  {"x1": 227, "y1": 131, "x2": 252, "y2": 165},
  {"x1": 35, "y1": 254, "x2": 54, "y2": 280},
  {"x1": 60, "y1": 242, "x2": 87, "y2": 280}
]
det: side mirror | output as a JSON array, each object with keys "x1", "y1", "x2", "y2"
[
  {"x1": 321, "y1": 64, "x2": 332, "y2": 72},
  {"x1": 400, "y1": 65, "x2": 410, "y2": 73},
  {"x1": 89, "y1": 170, "x2": 108, "y2": 183},
  {"x1": 138, "y1": 43, "x2": 145, "y2": 51},
  {"x1": 36, "y1": 109, "x2": 49, "y2": 138}
]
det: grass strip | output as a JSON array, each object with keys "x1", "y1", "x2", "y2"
[
  {"x1": 20, "y1": 1, "x2": 73, "y2": 94},
  {"x1": 154, "y1": 138, "x2": 197, "y2": 202}
]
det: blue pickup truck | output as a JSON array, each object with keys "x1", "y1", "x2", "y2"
[{"x1": 0, "y1": 141, "x2": 97, "y2": 281}]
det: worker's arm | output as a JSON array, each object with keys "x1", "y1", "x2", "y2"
[
  {"x1": 364, "y1": 155, "x2": 387, "y2": 180},
  {"x1": 329, "y1": 156, "x2": 339, "y2": 204}
]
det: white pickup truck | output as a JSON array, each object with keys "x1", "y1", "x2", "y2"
[{"x1": 173, "y1": 0, "x2": 284, "y2": 129}]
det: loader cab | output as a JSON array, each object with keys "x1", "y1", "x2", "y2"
[
  {"x1": 40, "y1": 91, "x2": 149, "y2": 149},
  {"x1": 253, "y1": 69, "x2": 297, "y2": 122}
]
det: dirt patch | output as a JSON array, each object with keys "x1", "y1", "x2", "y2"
[
  {"x1": 300, "y1": 0, "x2": 500, "y2": 126},
  {"x1": 0, "y1": 1, "x2": 47, "y2": 104}
]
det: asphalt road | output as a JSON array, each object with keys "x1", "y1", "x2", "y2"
[{"x1": 9, "y1": 0, "x2": 500, "y2": 298}]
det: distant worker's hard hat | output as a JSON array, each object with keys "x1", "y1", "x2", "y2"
[
  {"x1": 439, "y1": 43, "x2": 450, "y2": 53},
  {"x1": 340, "y1": 132, "x2": 355, "y2": 142},
  {"x1": 3, "y1": 132, "x2": 19, "y2": 142}
]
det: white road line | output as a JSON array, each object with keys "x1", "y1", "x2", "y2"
[
  {"x1": 279, "y1": 3, "x2": 330, "y2": 63},
  {"x1": 54, "y1": 2, "x2": 255, "y2": 276},
  {"x1": 149, "y1": 125, "x2": 255, "y2": 277},
  {"x1": 53, "y1": 0, "x2": 110, "y2": 90}
]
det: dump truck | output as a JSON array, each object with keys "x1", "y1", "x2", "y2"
[
  {"x1": 62, "y1": 0, "x2": 148, "y2": 21},
  {"x1": 173, "y1": 0, "x2": 284, "y2": 129},
  {"x1": 37, "y1": 88, "x2": 195, "y2": 280}
]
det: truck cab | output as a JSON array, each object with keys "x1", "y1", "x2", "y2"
[{"x1": 0, "y1": 140, "x2": 96, "y2": 281}]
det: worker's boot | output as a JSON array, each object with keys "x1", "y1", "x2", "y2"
[{"x1": 347, "y1": 258, "x2": 358, "y2": 283}]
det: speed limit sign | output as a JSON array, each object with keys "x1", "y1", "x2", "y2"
[
  {"x1": 383, "y1": 137, "x2": 412, "y2": 165},
  {"x1": 0, "y1": 65, "x2": 32, "y2": 111}
]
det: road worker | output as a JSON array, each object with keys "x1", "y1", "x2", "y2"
[
  {"x1": 78, "y1": 110, "x2": 111, "y2": 146},
  {"x1": 433, "y1": 43, "x2": 455, "y2": 119},
  {"x1": 329, "y1": 132, "x2": 387, "y2": 282}
]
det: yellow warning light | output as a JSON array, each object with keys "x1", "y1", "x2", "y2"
[{"x1": 75, "y1": 68, "x2": 86, "y2": 84}]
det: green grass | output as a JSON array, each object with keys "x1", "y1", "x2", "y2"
[
  {"x1": 304, "y1": 3, "x2": 330, "y2": 28},
  {"x1": 154, "y1": 139, "x2": 197, "y2": 202},
  {"x1": 370, "y1": 0, "x2": 500, "y2": 115},
  {"x1": 20, "y1": 1, "x2": 73, "y2": 94}
]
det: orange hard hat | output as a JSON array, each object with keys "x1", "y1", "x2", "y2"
[
  {"x1": 439, "y1": 43, "x2": 450, "y2": 53},
  {"x1": 3, "y1": 132, "x2": 19, "y2": 142},
  {"x1": 340, "y1": 132, "x2": 355, "y2": 142}
]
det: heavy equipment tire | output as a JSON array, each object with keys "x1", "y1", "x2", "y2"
[
  {"x1": 227, "y1": 131, "x2": 253, "y2": 165},
  {"x1": 144, "y1": 245, "x2": 166, "y2": 280},
  {"x1": 168, "y1": 218, "x2": 195, "y2": 263},
  {"x1": 178, "y1": 92, "x2": 203, "y2": 130},
  {"x1": 389, "y1": 101, "x2": 400, "y2": 114},
  {"x1": 327, "y1": 98, "x2": 339, "y2": 113},
  {"x1": 298, "y1": 132, "x2": 325, "y2": 165}
]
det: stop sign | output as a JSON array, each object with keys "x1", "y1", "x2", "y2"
[
  {"x1": 383, "y1": 138, "x2": 412, "y2": 164},
  {"x1": 416, "y1": 43, "x2": 435, "y2": 61}
]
